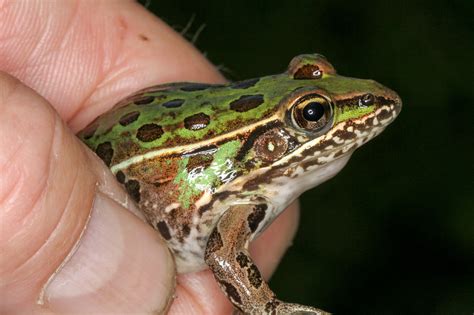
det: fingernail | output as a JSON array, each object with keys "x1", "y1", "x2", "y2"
[{"x1": 43, "y1": 192, "x2": 175, "y2": 313}]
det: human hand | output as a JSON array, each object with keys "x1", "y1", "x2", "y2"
[{"x1": 0, "y1": 1, "x2": 301, "y2": 313}]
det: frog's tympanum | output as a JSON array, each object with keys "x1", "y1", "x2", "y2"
[{"x1": 79, "y1": 54, "x2": 402, "y2": 314}]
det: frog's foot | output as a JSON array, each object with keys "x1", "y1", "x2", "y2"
[{"x1": 205, "y1": 204, "x2": 330, "y2": 315}]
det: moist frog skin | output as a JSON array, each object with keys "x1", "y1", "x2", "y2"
[{"x1": 79, "y1": 54, "x2": 402, "y2": 314}]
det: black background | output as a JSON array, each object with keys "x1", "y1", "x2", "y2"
[{"x1": 141, "y1": 1, "x2": 473, "y2": 313}]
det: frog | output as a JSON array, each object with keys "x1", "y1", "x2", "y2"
[{"x1": 78, "y1": 54, "x2": 402, "y2": 314}]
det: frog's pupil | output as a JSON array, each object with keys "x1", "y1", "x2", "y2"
[
  {"x1": 303, "y1": 102, "x2": 324, "y2": 121},
  {"x1": 361, "y1": 93, "x2": 375, "y2": 106}
]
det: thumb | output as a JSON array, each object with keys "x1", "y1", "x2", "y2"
[{"x1": 0, "y1": 72, "x2": 175, "y2": 314}]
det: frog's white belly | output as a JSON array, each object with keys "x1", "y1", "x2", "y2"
[{"x1": 266, "y1": 154, "x2": 352, "y2": 214}]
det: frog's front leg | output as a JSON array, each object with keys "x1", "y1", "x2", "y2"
[{"x1": 204, "y1": 204, "x2": 330, "y2": 315}]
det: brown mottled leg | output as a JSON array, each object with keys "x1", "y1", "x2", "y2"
[{"x1": 205, "y1": 204, "x2": 330, "y2": 315}]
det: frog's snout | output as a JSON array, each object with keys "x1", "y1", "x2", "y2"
[
  {"x1": 386, "y1": 88, "x2": 402, "y2": 116},
  {"x1": 372, "y1": 80, "x2": 402, "y2": 116}
]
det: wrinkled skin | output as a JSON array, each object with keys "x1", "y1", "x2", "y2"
[{"x1": 0, "y1": 1, "x2": 301, "y2": 314}]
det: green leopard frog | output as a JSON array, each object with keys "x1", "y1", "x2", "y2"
[{"x1": 78, "y1": 54, "x2": 401, "y2": 314}]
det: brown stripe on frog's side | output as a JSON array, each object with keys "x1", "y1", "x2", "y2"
[
  {"x1": 136, "y1": 123, "x2": 164, "y2": 142},
  {"x1": 229, "y1": 94, "x2": 265, "y2": 112},
  {"x1": 119, "y1": 111, "x2": 140, "y2": 126},
  {"x1": 183, "y1": 112, "x2": 210, "y2": 131},
  {"x1": 230, "y1": 78, "x2": 260, "y2": 89},
  {"x1": 162, "y1": 98, "x2": 185, "y2": 108}
]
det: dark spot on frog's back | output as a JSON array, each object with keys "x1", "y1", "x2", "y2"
[
  {"x1": 133, "y1": 95, "x2": 155, "y2": 105},
  {"x1": 119, "y1": 111, "x2": 140, "y2": 126},
  {"x1": 184, "y1": 112, "x2": 210, "y2": 131},
  {"x1": 229, "y1": 94, "x2": 264, "y2": 112},
  {"x1": 136, "y1": 123, "x2": 164, "y2": 142},
  {"x1": 247, "y1": 204, "x2": 267, "y2": 233},
  {"x1": 162, "y1": 99, "x2": 185, "y2": 108},
  {"x1": 157, "y1": 220, "x2": 171, "y2": 240},
  {"x1": 180, "y1": 83, "x2": 222, "y2": 91},
  {"x1": 125, "y1": 180, "x2": 141, "y2": 203},
  {"x1": 230, "y1": 78, "x2": 260, "y2": 89},
  {"x1": 95, "y1": 142, "x2": 114, "y2": 167}
]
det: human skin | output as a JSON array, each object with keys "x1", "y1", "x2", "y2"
[{"x1": 0, "y1": 1, "x2": 301, "y2": 314}]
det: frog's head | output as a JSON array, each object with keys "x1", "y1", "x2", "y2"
[{"x1": 241, "y1": 54, "x2": 401, "y2": 199}]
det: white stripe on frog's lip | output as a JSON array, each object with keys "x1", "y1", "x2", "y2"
[{"x1": 273, "y1": 104, "x2": 395, "y2": 168}]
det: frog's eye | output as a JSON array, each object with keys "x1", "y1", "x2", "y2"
[
  {"x1": 292, "y1": 94, "x2": 333, "y2": 132},
  {"x1": 359, "y1": 93, "x2": 375, "y2": 107}
]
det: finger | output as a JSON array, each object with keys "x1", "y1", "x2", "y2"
[
  {"x1": 0, "y1": 72, "x2": 175, "y2": 314},
  {"x1": 0, "y1": 0, "x2": 224, "y2": 129}
]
